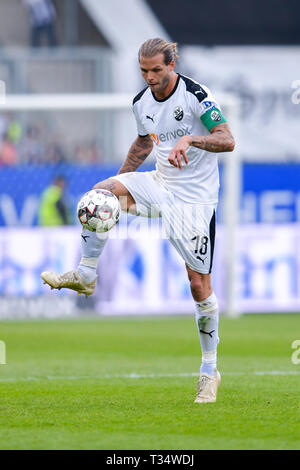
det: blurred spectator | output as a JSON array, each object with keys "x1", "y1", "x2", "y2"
[
  {"x1": 45, "y1": 133, "x2": 67, "y2": 163},
  {"x1": 0, "y1": 114, "x2": 9, "y2": 146},
  {"x1": 7, "y1": 119, "x2": 22, "y2": 144},
  {"x1": 24, "y1": 0, "x2": 57, "y2": 47},
  {"x1": 21, "y1": 124, "x2": 44, "y2": 163},
  {"x1": 88, "y1": 140, "x2": 103, "y2": 163},
  {"x1": 74, "y1": 140, "x2": 103, "y2": 164},
  {"x1": 0, "y1": 134, "x2": 18, "y2": 166},
  {"x1": 0, "y1": 113, "x2": 105, "y2": 164},
  {"x1": 0, "y1": 113, "x2": 23, "y2": 146},
  {"x1": 38, "y1": 176, "x2": 70, "y2": 226}
]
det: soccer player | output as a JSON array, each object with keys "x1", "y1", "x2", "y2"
[{"x1": 42, "y1": 38, "x2": 235, "y2": 403}]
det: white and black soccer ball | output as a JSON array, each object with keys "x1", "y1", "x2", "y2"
[{"x1": 77, "y1": 189, "x2": 121, "y2": 233}]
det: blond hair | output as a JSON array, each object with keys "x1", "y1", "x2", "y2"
[{"x1": 138, "y1": 38, "x2": 179, "y2": 65}]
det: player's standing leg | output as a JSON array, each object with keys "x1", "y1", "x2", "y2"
[
  {"x1": 41, "y1": 179, "x2": 136, "y2": 296},
  {"x1": 186, "y1": 267, "x2": 221, "y2": 403},
  {"x1": 161, "y1": 198, "x2": 221, "y2": 403}
]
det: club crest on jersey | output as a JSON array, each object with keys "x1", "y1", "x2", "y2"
[{"x1": 173, "y1": 106, "x2": 184, "y2": 121}]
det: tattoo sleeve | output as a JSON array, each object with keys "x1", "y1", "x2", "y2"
[
  {"x1": 117, "y1": 135, "x2": 153, "y2": 175},
  {"x1": 191, "y1": 123, "x2": 235, "y2": 153}
]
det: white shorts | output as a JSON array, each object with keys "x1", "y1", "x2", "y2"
[{"x1": 111, "y1": 171, "x2": 217, "y2": 274}]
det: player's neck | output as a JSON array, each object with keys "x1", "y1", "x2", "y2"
[{"x1": 154, "y1": 72, "x2": 178, "y2": 100}]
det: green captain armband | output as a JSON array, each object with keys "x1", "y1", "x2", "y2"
[{"x1": 200, "y1": 107, "x2": 226, "y2": 131}]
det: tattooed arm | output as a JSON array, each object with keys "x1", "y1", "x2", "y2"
[
  {"x1": 190, "y1": 123, "x2": 235, "y2": 153},
  {"x1": 117, "y1": 135, "x2": 153, "y2": 175},
  {"x1": 168, "y1": 123, "x2": 235, "y2": 169}
]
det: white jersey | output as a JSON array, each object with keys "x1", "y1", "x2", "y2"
[{"x1": 132, "y1": 74, "x2": 226, "y2": 204}]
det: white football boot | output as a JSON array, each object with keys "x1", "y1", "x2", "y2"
[
  {"x1": 194, "y1": 369, "x2": 221, "y2": 403},
  {"x1": 41, "y1": 270, "x2": 97, "y2": 297}
]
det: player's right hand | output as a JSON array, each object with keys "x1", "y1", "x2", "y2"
[{"x1": 168, "y1": 136, "x2": 191, "y2": 169}]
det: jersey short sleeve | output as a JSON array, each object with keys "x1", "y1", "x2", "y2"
[
  {"x1": 132, "y1": 103, "x2": 148, "y2": 137},
  {"x1": 188, "y1": 84, "x2": 227, "y2": 131},
  {"x1": 132, "y1": 87, "x2": 149, "y2": 137}
]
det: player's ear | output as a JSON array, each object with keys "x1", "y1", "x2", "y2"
[{"x1": 168, "y1": 60, "x2": 175, "y2": 71}]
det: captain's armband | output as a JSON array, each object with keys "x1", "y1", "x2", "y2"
[{"x1": 201, "y1": 108, "x2": 226, "y2": 131}]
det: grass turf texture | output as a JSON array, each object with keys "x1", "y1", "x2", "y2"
[{"x1": 0, "y1": 314, "x2": 300, "y2": 450}]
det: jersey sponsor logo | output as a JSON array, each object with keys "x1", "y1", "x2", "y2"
[
  {"x1": 211, "y1": 110, "x2": 222, "y2": 122},
  {"x1": 150, "y1": 127, "x2": 191, "y2": 145},
  {"x1": 150, "y1": 133, "x2": 159, "y2": 145},
  {"x1": 173, "y1": 106, "x2": 184, "y2": 121}
]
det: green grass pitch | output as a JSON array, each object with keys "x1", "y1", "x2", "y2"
[{"x1": 0, "y1": 313, "x2": 300, "y2": 450}]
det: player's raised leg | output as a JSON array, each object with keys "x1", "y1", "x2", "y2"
[
  {"x1": 186, "y1": 267, "x2": 221, "y2": 403},
  {"x1": 76, "y1": 178, "x2": 136, "y2": 288},
  {"x1": 41, "y1": 133, "x2": 153, "y2": 296},
  {"x1": 41, "y1": 178, "x2": 136, "y2": 297}
]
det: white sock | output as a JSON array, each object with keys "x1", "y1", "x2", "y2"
[
  {"x1": 77, "y1": 229, "x2": 108, "y2": 283},
  {"x1": 194, "y1": 292, "x2": 219, "y2": 375}
]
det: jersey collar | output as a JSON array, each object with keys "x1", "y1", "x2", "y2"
[{"x1": 151, "y1": 74, "x2": 180, "y2": 103}]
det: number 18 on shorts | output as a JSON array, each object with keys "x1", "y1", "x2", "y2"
[{"x1": 162, "y1": 202, "x2": 216, "y2": 275}]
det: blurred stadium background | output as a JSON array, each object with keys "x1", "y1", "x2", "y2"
[{"x1": 0, "y1": 0, "x2": 300, "y2": 319}]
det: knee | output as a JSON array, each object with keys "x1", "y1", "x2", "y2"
[
  {"x1": 92, "y1": 179, "x2": 135, "y2": 213},
  {"x1": 190, "y1": 276, "x2": 205, "y2": 295},
  {"x1": 92, "y1": 179, "x2": 122, "y2": 202},
  {"x1": 92, "y1": 179, "x2": 114, "y2": 193},
  {"x1": 189, "y1": 273, "x2": 212, "y2": 302}
]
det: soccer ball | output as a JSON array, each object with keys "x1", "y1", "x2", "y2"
[{"x1": 77, "y1": 189, "x2": 121, "y2": 233}]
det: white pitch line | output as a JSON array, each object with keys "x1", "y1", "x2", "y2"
[{"x1": 0, "y1": 370, "x2": 300, "y2": 383}]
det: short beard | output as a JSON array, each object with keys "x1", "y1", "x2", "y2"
[{"x1": 157, "y1": 73, "x2": 171, "y2": 94}]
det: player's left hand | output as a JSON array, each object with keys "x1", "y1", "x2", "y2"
[{"x1": 168, "y1": 136, "x2": 192, "y2": 169}]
